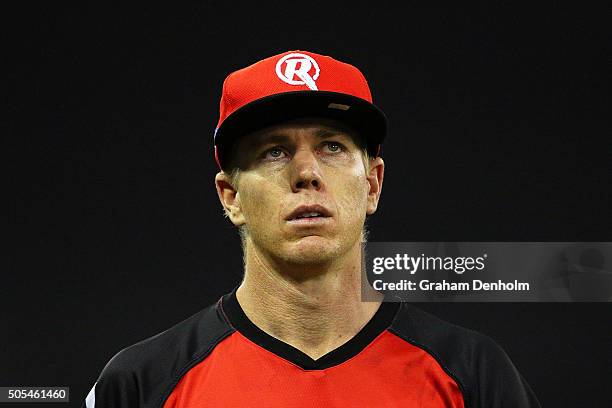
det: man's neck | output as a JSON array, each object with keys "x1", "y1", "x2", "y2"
[{"x1": 236, "y1": 240, "x2": 383, "y2": 360}]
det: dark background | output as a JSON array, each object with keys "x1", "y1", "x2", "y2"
[{"x1": 4, "y1": 2, "x2": 611, "y2": 407}]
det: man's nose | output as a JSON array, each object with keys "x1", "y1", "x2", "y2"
[{"x1": 290, "y1": 148, "x2": 323, "y2": 192}]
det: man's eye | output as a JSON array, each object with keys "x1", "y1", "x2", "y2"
[
  {"x1": 323, "y1": 142, "x2": 343, "y2": 153},
  {"x1": 263, "y1": 148, "x2": 287, "y2": 160}
]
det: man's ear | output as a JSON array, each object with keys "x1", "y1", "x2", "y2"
[
  {"x1": 366, "y1": 157, "x2": 384, "y2": 215},
  {"x1": 215, "y1": 172, "x2": 246, "y2": 226}
]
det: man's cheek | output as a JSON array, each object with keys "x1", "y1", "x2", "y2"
[
  {"x1": 338, "y1": 181, "x2": 367, "y2": 210},
  {"x1": 239, "y1": 189, "x2": 261, "y2": 221},
  {"x1": 244, "y1": 187, "x2": 281, "y2": 222}
]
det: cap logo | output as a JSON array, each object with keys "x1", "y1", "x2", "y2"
[{"x1": 275, "y1": 53, "x2": 320, "y2": 91}]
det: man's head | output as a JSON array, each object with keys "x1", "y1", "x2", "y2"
[
  {"x1": 212, "y1": 50, "x2": 388, "y2": 269},
  {"x1": 215, "y1": 117, "x2": 384, "y2": 267}
]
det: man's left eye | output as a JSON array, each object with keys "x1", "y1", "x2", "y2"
[{"x1": 323, "y1": 142, "x2": 343, "y2": 153}]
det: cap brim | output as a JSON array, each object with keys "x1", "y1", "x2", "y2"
[{"x1": 214, "y1": 90, "x2": 387, "y2": 169}]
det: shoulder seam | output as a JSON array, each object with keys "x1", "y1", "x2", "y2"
[
  {"x1": 218, "y1": 294, "x2": 237, "y2": 330},
  {"x1": 386, "y1": 327, "x2": 469, "y2": 408}
]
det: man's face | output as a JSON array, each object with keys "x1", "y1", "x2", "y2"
[{"x1": 216, "y1": 118, "x2": 384, "y2": 268}]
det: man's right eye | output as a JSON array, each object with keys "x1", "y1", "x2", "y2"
[{"x1": 263, "y1": 147, "x2": 287, "y2": 160}]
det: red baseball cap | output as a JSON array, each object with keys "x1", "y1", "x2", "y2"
[{"x1": 214, "y1": 50, "x2": 387, "y2": 170}]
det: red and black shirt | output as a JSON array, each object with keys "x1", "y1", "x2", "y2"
[{"x1": 83, "y1": 289, "x2": 540, "y2": 407}]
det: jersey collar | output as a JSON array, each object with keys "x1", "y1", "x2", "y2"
[{"x1": 220, "y1": 288, "x2": 400, "y2": 370}]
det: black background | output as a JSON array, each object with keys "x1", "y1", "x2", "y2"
[{"x1": 4, "y1": 2, "x2": 611, "y2": 407}]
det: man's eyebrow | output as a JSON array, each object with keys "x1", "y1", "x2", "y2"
[
  {"x1": 247, "y1": 133, "x2": 289, "y2": 147},
  {"x1": 244, "y1": 127, "x2": 352, "y2": 149},
  {"x1": 314, "y1": 128, "x2": 340, "y2": 139},
  {"x1": 309, "y1": 128, "x2": 355, "y2": 141}
]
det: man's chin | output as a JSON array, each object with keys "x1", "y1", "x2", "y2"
[{"x1": 282, "y1": 236, "x2": 340, "y2": 264}]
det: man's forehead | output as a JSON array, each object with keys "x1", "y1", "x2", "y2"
[{"x1": 240, "y1": 118, "x2": 361, "y2": 147}]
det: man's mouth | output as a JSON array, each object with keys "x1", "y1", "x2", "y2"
[
  {"x1": 295, "y1": 212, "x2": 324, "y2": 219},
  {"x1": 286, "y1": 205, "x2": 332, "y2": 222}
]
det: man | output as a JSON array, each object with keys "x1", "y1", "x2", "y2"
[{"x1": 83, "y1": 50, "x2": 540, "y2": 407}]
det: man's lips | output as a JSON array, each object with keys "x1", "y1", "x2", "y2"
[{"x1": 285, "y1": 205, "x2": 332, "y2": 221}]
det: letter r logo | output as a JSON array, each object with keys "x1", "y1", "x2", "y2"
[{"x1": 275, "y1": 53, "x2": 320, "y2": 90}]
